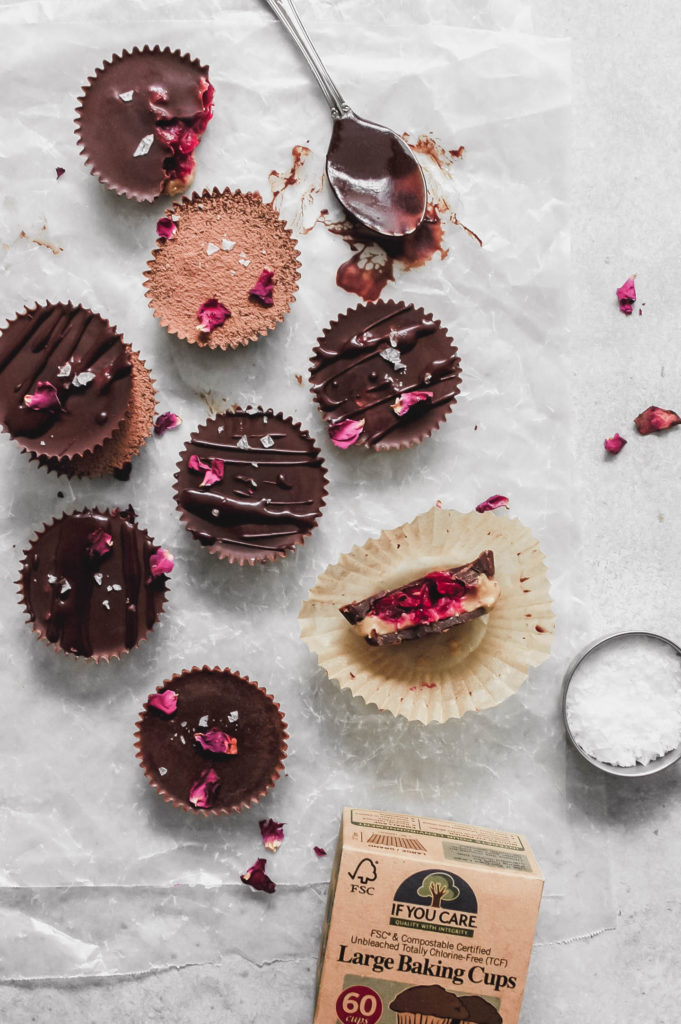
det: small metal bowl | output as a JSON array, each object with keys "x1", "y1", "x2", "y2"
[{"x1": 562, "y1": 630, "x2": 681, "y2": 777}]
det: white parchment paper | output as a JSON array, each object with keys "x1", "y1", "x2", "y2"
[{"x1": 0, "y1": 2, "x2": 609, "y2": 983}]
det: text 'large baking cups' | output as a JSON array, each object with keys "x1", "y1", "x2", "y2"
[{"x1": 299, "y1": 506, "x2": 554, "y2": 723}]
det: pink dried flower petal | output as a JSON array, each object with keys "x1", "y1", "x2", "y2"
[
  {"x1": 148, "y1": 689, "x2": 178, "y2": 715},
  {"x1": 313, "y1": 846, "x2": 327, "y2": 857},
  {"x1": 188, "y1": 454, "x2": 224, "y2": 488},
  {"x1": 616, "y1": 276, "x2": 636, "y2": 315},
  {"x1": 24, "y1": 381, "x2": 61, "y2": 412},
  {"x1": 240, "y1": 858, "x2": 276, "y2": 893},
  {"x1": 56, "y1": 167, "x2": 65, "y2": 180},
  {"x1": 604, "y1": 433, "x2": 627, "y2": 454},
  {"x1": 188, "y1": 454, "x2": 210, "y2": 473},
  {"x1": 86, "y1": 529, "x2": 113, "y2": 560},
  {"x1": 259, "y1": 818, "x2": 285, "y2": 852},
  {"x1": 634, "y1": 406, "x2": 681, "y2": 435},
  {"x1": 194, "y1": 729, "x2": 238, "y2": 755},
  {"x1": 154, "y1": 411, "x2": 182, "y2": 436},
  {"x1": 475, "y1": 494, "x2": 509, "y2": 513},
  {"x1": 197, "y1": 299, "x2": 230, "y2": 334},
  {"x1": 329, "y1": 418, "x2": 365, "y2": 449},
  {"x1": 248, "y1": 267, "x2": 275, "y2": 306},
  {"x1": 391, "y1": 390, "x2": 434, "y2": 417},
  {"x1": 189, "y1": 767, "x2": 221, "y2": 809},
  {"x1": 149, "y1": 548, "x2": 174, "y2": 577},
  {"x1": 156, "y1": 217, "x2": 177, "y2": 240}
]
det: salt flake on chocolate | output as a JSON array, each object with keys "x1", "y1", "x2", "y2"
[
  {"x1": 119, "y1": 90, "x2": 134, "y2": 102},
  {"x1": 260, "y1": 435, "x2": 274, "y2": 448},
  {"x1": 206, "y1": 243, "x2": 219, "y2": 256},
  {"x1": 237, "y1": 435, "x2": 250, "y2": 450},
  {"x1": 259, "y1": 819, "x2": 285, "y2": 852},
  {"x1": 71, "y1": 371, "x2": 95, "y2": 388},
  {"x1": 240, "y1": 858, "x2": 276, "y2": 894},
  {"x1": 133, "y1": 134, "x2": 154, "y2": 158},
  {"x1": 221, "y1": 238, "x2": 235, "y2": 251},
  {"x1": 380, "y1": 347, "x2": 406, "y2": 371}
]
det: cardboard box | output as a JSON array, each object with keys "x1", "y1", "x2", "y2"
[{"x1": 314, "y1": 808, "x2": 543, "y2": 1024}]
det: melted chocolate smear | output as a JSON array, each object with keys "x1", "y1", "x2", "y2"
[
  {"x1": 21, "y1": 510, "x2": 166, "y2": 659},
  {"x1": 176, "y1": 412, "x2": 326, "y2": 560},
  {"x1": 138, "y1": 669, "x2": 286, "y2": 812}
]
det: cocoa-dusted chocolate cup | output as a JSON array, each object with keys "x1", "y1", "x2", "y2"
[
  {"x1": 309, "y1": 299, "x2": 461, "y2": 451},
  {"x1": 134, "y1": 666, "x2": 288, "y2": 816},
  {"x1": 144, "y1": 188, "x2": 301, "y2": 349},
  {"x1": 75, "y1": 45, "x2": 214, "y2": 202},
  {"x1": 18, "y1": 507, "x2": 171, "y2": 662},
  {"x1": 173, "y1": 408, "x2": 327, "y2": 564}
]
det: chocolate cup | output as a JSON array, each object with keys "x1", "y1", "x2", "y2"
[
  {"x1": 18, "y1": 507, "x2": 170, "y2": 663},
  {"x1": 75, "y1": 45, "x2": 212, "y2": 202},
  {"x1": 134, "y1": 666, "x2": 289, "y2": 817},
  {"x1": 173, "y1": 408, "x2": 328, "y2": 565},
  {"x1": 0, "y1": 301, "x2": 132, "y2": 462},
  {"x1": 143, "y1": 187, "x2": 301, "y2": 349},
  {"x1": 309, "y1": 299, "x2": 461, "y2": 452}
]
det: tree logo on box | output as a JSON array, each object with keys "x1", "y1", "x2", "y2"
[
  {"x1": 390, "y1": 869, "x2": 478, "y2": 936},
  {"x1": 348, "y1": 858, "x2": 377, "y2": 885},
  {"x1": 416, "y1": 872, "x2": 460, "y2": 907}
]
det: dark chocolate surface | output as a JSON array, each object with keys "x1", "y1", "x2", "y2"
[
  {"x1": 76, "y1": 46, "x2": 211, "y2": 201},
  {"x1": 459, "y1": 995, "x2": 503, "y2": 1024},
  {"x1": 310, "y1": 300, "x2": 460, "y2": 450},
  {"x1": 175, "y1": 410, "x2": 327, "y2": 562},
  {"x1": 136, "y1": 668, "x2": 287, "y2": 813},
  {"x1": 20, "y1": 509, "x2": 167, "y2": 660},
  {"x1": 389, "y1": 983, "x2": 467, "y2": 1016},
  {"x1": 0, "y1": 303, "x2": 132, "y2": 459}
]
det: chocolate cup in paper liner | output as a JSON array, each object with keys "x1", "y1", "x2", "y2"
[
  {"x1": 393, "y1": 1015, "x2": 458, "y2": 1024},
  {"x1": 36, "y1": 348, "x2": 157, "y2": 479},
  {"x1": 173, "y1": 408, "x2": 328, "y2": 565},
  {"x1": 299, "y1": 506, "x2": 554, "y2": 724},
  {"x1": 134, "y1": 666, "x2": 288, "y2": 816},
  {"x1": 75, "y1": 46, "x2": 213, "y2": 202},
  {"x1": 18, "y1": 508, "x2": 170, "y2": 663},
  {"x1": 309, "y1": 299, "x2": 461, "y2": 452},
  {"x1": 143, "y1": 188, "x2": 301, "y2": 349},
  {"x1": 0, "y1": 302, "x2": 132, "y2": 462}
]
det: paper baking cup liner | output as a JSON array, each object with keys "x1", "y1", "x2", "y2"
[
  {"x1": 394, "y1": 1015, "x2": 452, "y2": 1024},
  {"x1": 299, "y1": 506, "x2": 554, "y2": 724},
  {"x1": 134, "y1": 666, "x2": 289, "y2": 817},
  {"x1": 144, "y1": 187, "x2": 301, "y2": 349}
]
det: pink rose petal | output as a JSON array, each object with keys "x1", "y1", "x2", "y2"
[
  {"x1": 329, "y1": 418, "x2": 365, "y2": 449},
  {"x1": 148, "y1": 689, "x2": 178, "y2": 716},
  {"x1": 86, "y1": 529, "x2": 113, "y2": 560},
  {"x1": 155, "y1": 217, "x2": 177, "y2": 240},
  {"x1": 616, "y1": 276, "x2": 636, "y2": 315},
  {"x1": 188, "y1": 454, "x2": 224, "y2": 488},
  {"x1": 634, "y1": 406, "x2": 681, "y2": 435},
  {"x1": 56, "y1": 167, "x2": 65, "y2": 180},
  {"x1": 197, "y1": 299, "x2": 230, "y2": 334},
  {"x1": 475, "y1": 494, "x2": 509, "y2": 513},
  {"x1": 604, "y1": 433, "x2": 627, "y2": 454},
  {"x1": 154, "y1": 411, "x2": 183, "y2": 436},
  {"x1": 259, "y1": 818, "x2": 285, "y2": 852},
  {"x1": 189, "y1": 767, "x2": 221, "y2": 809},
  {"x1": 240, "y1": 858, "x2": 276, "y2": 894},
  {"x1": 391, "y1": 390, "x2": 434, "y2": 417},
  {"x1": 194, "y1": 729, "x2": 238, "y2": 755},
  {"x1": 149, "y1": 548, "x2": 174, "y2": 577},
  {"x1": 24, "y1": 381, "x2": 61, "y2": 412},
  {"x1": 248, "y1": 267, "x2": 275, "y2": 306},
  {"x1": 313, "y1": 846, "x2": 327, "y2": 857}
]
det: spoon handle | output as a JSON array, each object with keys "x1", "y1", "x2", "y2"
[{"x1": 263, "y1": 0, "x2": 349, "y2": 117}]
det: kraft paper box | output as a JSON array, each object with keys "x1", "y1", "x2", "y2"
[{"x1": 314, "y1": 808, "x2": 543, "y2": 1024}]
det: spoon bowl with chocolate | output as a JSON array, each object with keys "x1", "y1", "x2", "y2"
[{"x1": 264, "y1": 0, "x2": 427, "y2": 237}]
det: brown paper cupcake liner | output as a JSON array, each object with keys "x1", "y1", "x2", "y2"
[
  {"x1": 75, "y1": 45, "x2": 212, "y2": 203},
  {"x1": 133, "y1": 665, "x2": 289, "y2": 817},
  {"x1": 309, "y1": 299, "x2": 461, "y2": 452},
  {"x1": 299, "y1": 506, "x2": 554, "y2": 724},
  {"x1": 173, "y1": 407, "x2": 328, "y2": 565},
  {"x1": 18, "y1": 507, "x2": 170, "y2": 664},
  {"x1": 143, "y1": 187, "x2": 301, "y2": 349}
]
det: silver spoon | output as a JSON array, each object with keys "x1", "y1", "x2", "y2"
[{"x1": 263, "y1": 0, "x2": 428, "y2": 237}]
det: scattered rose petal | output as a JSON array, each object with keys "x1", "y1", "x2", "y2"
[
  {"x1": 149, "y1": 548, "x2": 174, "y2": 577},
  {"x1": 616, "y1": 276, "x2": 636, "y2": 315},
  {"x1": 206, "y1": 242, "x2": 220, "y2": 256},
  {"x1": 248, "y1": 268, "x2": 275, "y2": 306},
  {"x1": 188, "y1": 454, "x2": 224, "y2": 488},
  {"x1": 154, "y1": 411, "x2": 182, "y2": 436},
  {"x1": 634, "y1": 406, "x2": 681, "y2": 435},
  {"x1": 259, "y1": 819, "x2": 285, "y2": 852},
  {"x1": 86, "y1": 529, "x2": 113, "y2": 560},
  {"x1": 475, "y1": 494, "x2": 510, "y2": 513},
  {"x1": 133, "y1": 133, "x2": 154, "y2": 158},
  {"x1": 156, "y1": 217, "x2": 177, "y2": 240},
  {"x1": 148, "y1": 689, "x2": 178, "y2": 716},
  {"x1": 329, "y1": 418, "x2": 365, "y2": 449},
  {"x1": 189, "y1": 767, "x2": 221, "y2": 809},
  {"x1": 604, "y1": 433, "x2": 627, "y2": 454},
  {"x1": 391, "y1": 390, "x2": 433, "y2": 416},
  {"x1": 197, "y1": 299, "x2": 230, "y2": 334},
  {"x1": 240, "y1": 858, "x2": 276, "y2": 894},
  {"x1": 118, "y1": 90, "x2": 134, "y2": 102},
  {"x1": 313, "y1": 846, "x2": 327, "y2": 857},
  {"x1": 24, "y1": 381, "x2": 61, "y2": 412},
  {"x1": 56, "y1": 167, "x2": 65, "y2": 180},
  {"x1": 194, "y1": 729, "x2": 237, "y2": 755}
]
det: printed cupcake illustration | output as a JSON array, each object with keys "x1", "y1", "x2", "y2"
[{"x1": 389, "y1": 983, "x2": 467, "y2": 1024}]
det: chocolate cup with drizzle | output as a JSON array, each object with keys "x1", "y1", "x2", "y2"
[
  {"x1": 173, "y1": 409, "x2": 328, "y2": 565},
  {"x1": 18, "y1": 507, "x2": 170, "y2": 662},
  {"x1": 309, "y1": 299, "x2": 461, "y2": 452}
]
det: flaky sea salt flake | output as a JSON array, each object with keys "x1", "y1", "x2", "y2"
[
  {"x1": 133, "y1": 134, "x2": 154, "y2": 158},
  {"x1": 260, "y1": 435, "x2": 274, "y2": 448},
  {"x1": 119, "y1": 90, "x2": 134, "y2": 102},
  {"x1": 206, "y1": 242, "x2": 219, "y2": 256}
]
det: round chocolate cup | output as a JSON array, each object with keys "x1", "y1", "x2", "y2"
[
  {"x1": 143, "y1": 187, "x2": 301, "y2": 349},
  {"x1": 173, "y1": 408, "x2": 328, "y2": 565},
  {"x1": 0, "y1": 302, "x2": 132, "y2": 462},
  {"x1": 309, "y1": 299, "x2": 461, "y2": 452},
  {"x1": 75, "y1": 45, "x2": 213, "y2": 202},
  {"x1": 134, "y1": 666, "x2": 289, "y2": 816},
  {"x1": 18, "y1": 507, "x2": 170, "y2": 663}
]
